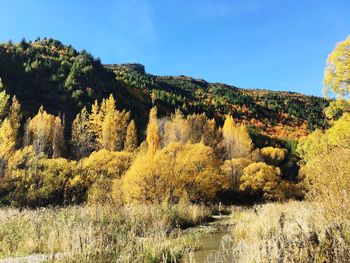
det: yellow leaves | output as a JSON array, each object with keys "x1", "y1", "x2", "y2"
[
  {"x1": 146, "y1": 107, "x2": 160, "y2": 155},
  {"x1": 71, "y1": 107, "x2": 94, "y2": 159},
  {"x1": 26, "y1": 106, "x2": 65, "y2": 157},
  {"x1": 124, "y1": 120, "x2": 138, "y2": 152},
  {"x1": 82, "y1": 149, "x2": 133, "y2": 180},
  {"x1": 222, "y1": 115, "x2": 253, "y2": 159},
  {"x1": 297, "y1": 112, "x2": 350, "y2": 219},
  {"x1": 221, "y1": 158, "x2": 252, "y2": 191},
  {"x1": 297, "y1": 113, "x2": 350, "y2": 161},
  {"x1": 259, "y1": 147, "x2": 286, "y2": 166},
  {"x1": 88, "y1": 95, "x2": 130, "y2": 151},
  {"x1": 0, "y1": 79, "x2": 10, "y2": 122},
  {"x1": 0, "y1": 119, "x2": 16, "y2": 160},
  {"x1": 164, "y1": 109, "x2": 190, "y2": 144},
  {"x1": 240, "y1": 162, "x2": 282, "y2": 200},
  {"x1": 324, "y1": 35, "x2": 350, "y2": 99},
  {"x1": 121, "y1": 142, "x2": 228, "y2": 204}
]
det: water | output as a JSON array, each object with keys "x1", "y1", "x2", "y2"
[{"x1": 180, "y1": 215, "x2": 231, "y2": 263}]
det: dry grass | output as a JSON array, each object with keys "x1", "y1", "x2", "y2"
[
  {"x1": 0, "y1": 204, "x2": 212, "y2": 262},
  {"x1": 210, "y1": 201, "x2": 350, "y2": 263}
]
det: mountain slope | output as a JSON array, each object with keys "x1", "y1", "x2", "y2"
[
  {"x1": 108, "y1": 63, "x2": 329, "y2": 138},
  {"x1": 0, "y1": 38, "x2": 328, "y2": 139}
]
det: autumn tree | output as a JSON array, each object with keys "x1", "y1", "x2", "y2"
[
  {"x1": 88, "y1": 95, "x2": 130, "y2": 151},
  {"x1": 221, "y1": 158, "x2": 252, "y2": 191},
  {"x1": 124, "y1": 120, "x2": 138, "y2": 152},
  {"x1": 297, "y1": 113, "x2": 350, "y2": 220},
  {"x1": 25, "y1": 106, "x2": 65, "y2": 158},
  {"x1": 259, "y1": 147, "x2": 286, "y2": 166},
  {"x1": 71, "y1": 107, "x2": 95, "y2": 159},
  {"x1": 146, "y1": 107, "x2": 160, "y2": 155},
  {"x1": 164, "y1": 109, "x2": 190, "y2": 145},
  {"x1": 222, "y1": 115, "x2": 253, "y2": 159},
  {"x1": 240, "y1": 162, "x2": 283, "y2": 200},
  {"x1": 9, "y1": 96, "x2": 21, "y2": 146},
  {"x1": 186, "y1": 113, "x2": 208, "y2": 143},
  {"x1": 121, "y1": 142, "x2": 228, "y2": 204},
  {"x1": 324, "y1": 35, "x2": 350, "y2": 100},
  {"x1": 0, "y1": 119, "x2": 17, "y2": 175},
  {"x1": 52, "y1": 116, "x2": 65, "y2": 158},
  {"x1": 0, "y1": 79, "x2": 10, "y2": 123}
]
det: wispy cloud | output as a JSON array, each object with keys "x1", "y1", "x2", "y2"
[
  {"x1": 109, "y1": 0, "x2": 157, "y2": 43},
  {"x1": 187, "y1": 0, "x2": 275, "y2": 18}
]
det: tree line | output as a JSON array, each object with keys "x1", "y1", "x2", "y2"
[{"x1": 0, "y1": 80, "x2": 301, "y2": 207}]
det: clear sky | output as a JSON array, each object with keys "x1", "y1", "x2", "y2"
[{"x1": 0, "y1": 0, "x2": 350, "y2": 96}]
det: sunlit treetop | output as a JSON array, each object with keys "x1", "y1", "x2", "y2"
[{"x1": 324, "y1": 35, "x2": 350, "y2": 100}]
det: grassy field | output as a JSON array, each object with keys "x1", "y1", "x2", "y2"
[{"x1": 0, "y1": 204, "x2": 213, "y2": 262}]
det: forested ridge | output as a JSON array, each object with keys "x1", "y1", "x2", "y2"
[{"x1": 0, "y1": 38, "x2": 328, "y2": 141}]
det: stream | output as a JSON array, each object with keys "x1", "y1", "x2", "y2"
[{"x1": 180, "y1": 215, "x2": 232, "y2": 263}]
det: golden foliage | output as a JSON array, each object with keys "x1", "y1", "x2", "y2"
[
  {"x1": 164, "y1": 109, "x2": 190, "y2": 144},
  {"x1": 82, "y1": 150, "x2": 133, "y2": 180},
  {"x1": 222, "y1": 115, "x2": 253, "y2": 159},
  {"x1": 88, "y1": 95, "x2": 130, "y2": 151},
  {"x1": 25, "y1": 106, "x2": 65, "y2": 158},
  {"x1": 221, "y1": 158, "x2": 252, "y2": 191},
  {"x1": 124, "y1": 120, "x2": 138, "y2": 152},
  {"x1": 121, "y1": 142, "x2": 229, "y2": 204},
  {"x1": 240, "y1": 162, "x2": 283, "y2": 200},
  {"x1": 324, "y1": 35, "x2": 350, "y2": 99},
  {"x1": 146, "y1": 107, "x2": 160, "y2": 155},
  {"x1": 297, "y1": 113, "x2": 350, "y2": 220},
  {"x1": 260, "y1": 147, "x2": 286, "y2": 165},
  {"x1": 71, "y1": 107, "x2": 94, "y2": 159}
]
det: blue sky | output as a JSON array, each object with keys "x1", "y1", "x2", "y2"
[{"x1": 0, "y1": 0, "x2": 350, "y2": 96}]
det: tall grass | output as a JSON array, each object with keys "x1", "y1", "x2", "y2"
[
  {"x1": 0, "y1": 204, "x2": 212, "y2": 262},
  {"x1": 211, "y1": 201, "x2": 350, "y2": 263}
]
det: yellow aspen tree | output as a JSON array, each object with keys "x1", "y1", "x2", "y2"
[
  {"x1": 101, "y1": 114, "x2": 117, "y2": 151},
  {"x1": 324, "y1": 35, "x2": 350, "y2": 99},
  {"x1": 0, "y1": 119, "x2": 16, "y2": 175},
  {"x1": 9, "y1": 96, "x2": 22, "y2": 146},
  {"x1": 113, "y1": 109, "x2": 130, "y2": 151},
  {"x1": 0, "y1": 79, "x2": 10, "y2": 122},
  {"x1": 89, "y1": 95, "x2": 130, "y2": 151},
  {"x1": 124, "y1": 120, "x2": 138, "y2": 152},
  {"x1": 71, "y1": 107, "x2": 95, "y2": 159},
  {"x1": 52, "y1": 116, "x2": 65, "y2": 158},
  {"x1": 222, "y1": 115, "x2": 253, "y2": 159},
  {"x1": 164, "y1": 109, "x2": 189, "y2": 145},
  {"x1": 27, "y1": 106, "x2": 54, "y2": 155},
  {"x1": 240, "y1": 162, "x2": 283, "y2": 200},
  {"x1": 146, "y1": 107, "x2": 160, "y2": 155}
]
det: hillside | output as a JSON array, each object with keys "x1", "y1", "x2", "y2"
[
  {"x1": 0, "y1": 38, "x2": 329, "y2": 139},
  {"x1": 109, "y1": 63, "x2": 329, "y2": 138}
]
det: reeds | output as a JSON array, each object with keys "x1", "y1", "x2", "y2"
[{"x1": 0, "y1": 204, "x2": 212, "y2": 262}]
